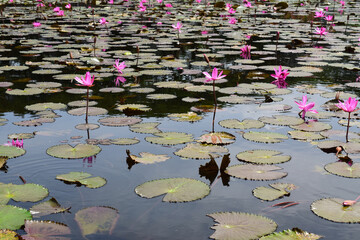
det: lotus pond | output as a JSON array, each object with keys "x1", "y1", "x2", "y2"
[{"x1": 0, "y1": 0, "x2": 360, "y2": 239}]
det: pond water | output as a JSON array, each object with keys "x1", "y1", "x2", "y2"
[{"x1": 0, "y1": 0, "x2": 360, "y2": 239}]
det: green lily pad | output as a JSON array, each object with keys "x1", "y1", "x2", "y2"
[
  {"x1": 30, "y1": 198, "x2": 68, "y2": 218},
  {"x1": 154, "y1": 81, "x2": 193, "y2": 89},
  {"x1": 218, "y1": 96, "x2": 257, "y2": 104},
  {"x1": 22, "y1": 220, "x2": 71, "y2": 240},
  {"x1": 8, "y1": 133, "x2": 34, "y2": 139},
  {"x1": 185, "y1": 85, "x2": 220, "y2": 93},
  {"x1": 0, "y1": 229, "x2": 20, "y2": 240},
  {"x1": 68, "y1": 100, "x2": 98, "y2": 107},
  {"x1": 26, "y1": 82, "x2": 62, "y2": 89},
  {"x1": 145, "y1": 132, "x2": 194, "y2": 145},
  {"x1": 6, "y1": 88, "x2": 43, "y2": 96},
  {"x1": 56, "y1": 172, "x2": 106, "y2": 189},
  {"x1": 225, "y1": 164, "x2": 288, "y2": 180},
  {"x1": 0, "y1": 205, "x2": 32, "y2": 230},
  {"x1": 46, "y1": 144, "x2": 101, "y2": 159},
  {"x1": 146, "y1": 94, "x2": 177, "y2": 100},
  {"x1": 288, "y1": 131, "x2": 326, "y2": 141},
  {"x1": 116, "y1": 104, "x2": 151, "y2": 112},
  {"x1": 219, "y1": 119, "x2": 265, "y2": 130},
  {"x1": 110, "y1": 138, "x2": 140, "y2": 145},
  {"x1": 174, "y1": 143, "x2": 229, "y2": 159},
  {"x1": 130, "y1": 152, "x2": 170, "y2": 164},
  {"x1": 129, "y1": 122, "x2": 161, "y2": 134},
  {"x1": 198, "y1": 132, "x2": 236, "y2": 145},
  {"x1": 13, "y1": 118, "x2": 55, "y2": 127},
  {"x1": 67, "y1": 107, "x2": 108, "y2": 116},
  {"x1": 168, "y1": 112, "x2": 203, "y2": 122},
  {"x1": 75, "y1": 206, "x2": 119, "y2": 237},
  {"x1": 290, "y1": 122, "x2": 332, "y2": 132},
  {"x1": 324, "y1": 162, "x2": 360, "y2": 178},
  {"x1": 243, "y1": 131, "x2": 288, "y2": 143},
  {"x1": 236, "y1": 150, "x2": 291, "y2": 164},
  {"x1": 253, "y1": 183, "x2": 297, "y2": 201},
  {"x1": 129, "y1": 87, "x2": 155, "y2": 93},
  {"x1": 98, "y1": 117, "x2": 142, "y2": 127},
  {"x1": 25, "y1": 102, "x2": 67, "y2": 111},
  {"x1": 0, "y1": 146, "x2": 26, "y2": 159},
  {"x1": 207, "y1": 212, "x2": 277, "y2": 240},
  {"x1": 0, "y1": 183, "x2": 49, "y2": 205},
  {"x1": 99, "y1": 87, "x2": 125, "y2": 93},
  {"x1": 259, "y1": 115, "x2": 304, "y2": 126},
  {"x1": 311, "y1": 198, "x2": 360, "y2": 223},
  {"x1": 259, "y1": 228, "x2": 322, "y2": 239},
  {"x1": 218, "y1": 87, "x2": 254, "y2": 95},
  {"x1": 135, "y1": 178, "x2": 210, "y2": 202}
]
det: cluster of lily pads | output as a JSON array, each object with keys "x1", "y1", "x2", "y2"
[{"x1": 0, "y1": 0, "x2": 359, "y2": 239}]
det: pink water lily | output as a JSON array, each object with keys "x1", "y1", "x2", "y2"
[
  {"x1": 202, "y1": 67, "x2": 226, "y2": 82},
  {"x1": 53, "y1": 7, "x2": 60, "y2": 12},
  {"x1": 228, "y1": 8, "x2": 236, "y2": 14},
  {"x1": 172, "y1": 22, "x2": 183, "y2": 32},
  {"x1": 74, "y1": 72, "x2": 95, "y2": 87},
  {"x1": 240, "y1": 45, "x2": 251, "y2": 59},
  {"x1": 114, "y1": 59, "x2": 126, "y2": 74},
  {"x1": 99, "y1": 18, "x2": 108, "y2": 25},
  {"x1": 57, "y1": 10, "x2": 64, "y2": 16},
  {"x1": 324, "y1": 15, "x2": 333, "y2": 21},
  {"x1": 314, "y1": 11, "x2": 325, "y2": 18},
  {"x1": 5, "y1": 139, "x2": 24, "y2": 148},
  {"x1": 228, "y1": 17, "x2": 237, "y2": 24},
  {"x1": 271, "y1": 65, "x2": 289, "y2": 88},
  {"x1": 295, "y1": 95, "x2": 318, "y2": 119},
  {"x1": 314, "y1": 27, "x2": 328, "y2": 36},
  {"x1": 65, "y1": 3, "x2": 71, "y2": 9},
  {"x1": 336, "y1": 97, "x2": 358, "y2": 113},
  {"x1": 33, "y1": 22, "x2": 41, "y2": 27}
]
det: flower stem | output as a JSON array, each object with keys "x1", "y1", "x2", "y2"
[
  {"x1": 346, "y1": 112, "x2": 350, "y2": 142},
  {"x1": 85, "y1": 87, "x2": 89, "y2": 123},
  {"x1": 212, "y1": 79, "x2": 217, "y2": 133}
]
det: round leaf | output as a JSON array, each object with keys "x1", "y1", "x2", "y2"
[
  {"x1": 225, "y1": 164, "x2": 288, "y2": 180},
  {"x1": 236, "y1": 150, "x2": 291, "y2": 164},
  {"x1": 47, "y1": 144, "x2": 101, "y2": 159}
]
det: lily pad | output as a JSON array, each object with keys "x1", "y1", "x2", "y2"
[
  {"x1": 198, "y1": 132, "x2": 236, "y2": 145},
  {"x1": 22, "y1": 220, "x2": 71, "y2": 240},
  {"x1": 219, "y1": 119, "x2": 264, "y2": 130},
  {"x1": 67, "y1": 107, "x2": 108, "y2": 116},
  {"x1": 110, "y1": 138, "x2": 140, "y2": 145},
  {"x1": 146, "y1": 94, "x2": 177, "y2": 100},
  {"x1": 78, "y1": 177, "x2": 107, "y2": 189},
  {"x1": 56, "y1": 172, "x2": 106, "y2": 189},
  {"x1": 259, "y1": 115, "x2": 304, "y2": 126},
  {"x1": 243, "y1": 131, "x2": 288, "y2": 143},
  {"x1": 46, "y1": 144, "x2": 101, "y2": 159},
  {"x1": 116, "y1": 104, "x2": 151, "y2": 112},
  {"x1": 253, "y1": 183, "x2": 297, "y2": 201},
  {"x1": 135, "y1": 178, "x2": 210, "y2": 202},
  {"x1": 30, "y1": 198, "x2": 68, "y2": 218},
  {"x1": 290, "y1": 122, "x2": 332, "y2": 132},
  {"x1": 25, "y1": 102, "x2": 67, "y2": 111},
  {"x1": 6, "y1": 88, "x2": 43, "y2": 96},
  {"x1": 8, "y1": 133, "x2": 34, "y2": 139},
  {"x1": 168, "y1": 112, "x2": 203, "y2": 122},
  {"x1": 259, "y1": 228, "x2": 322, "y2": 239},
  {"x1": 207, "y1": 212, "x2": 277, "y2": 240},
  {"x1": 75, "y1": 123, "x2": 100, "y2": 130},
  {"x1": 0, "y1": 229, "x2": 19, "y2": 240},
  {"x1": 0, "y1": 205, "x2": 32, "y2": 230},
  {"x1": 288, "y1": 131, "x2": 326, "y2": 141},
  {"x1": 75, "y1": 206, "x2": 119, "y2": 237},
  {"x1": 324, "y1": 162, "x2": 360, "y2": 178},
  {"x1": 129, "y1": 122, "x2": 161, "y2": 134},
  {"x1": 98, "y1": 117, "x2": 142, "y2": 126},
  {"x1": 225, "y1": 164, "x2": 288, "y2": 180},
  {"x1": 145, "y1": 132, "x2": 194, "y2": 145},
  {"x1": 130, "y1": 152, "x2": 170, "y2": 164},
  {"x1": 0, "y1": 183, "x2": 49, "y2": 205},
  {"x1": 311, "y1": 198, "x2": 360, "y2": 223},
  {"x1": 0, "y1": 146, "x2": 26, "y2": 159},
  {"x1": 174, "y1": 143, "x2": 229, "y2": 159},
  {"x1": 236, "y1": 150, "x2": 291, "y2": 164}
]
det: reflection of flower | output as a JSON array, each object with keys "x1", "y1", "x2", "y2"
[
  {"x1": 240, "y1": 45, "x2": 251, "y2": 59},
  {"x1": 115, "y1": 76, "x2": 126, "y2": 86},
  {"x1": 295, "y1": 95, "x2": 318, "y2": 119},
  {"x1": 83, "y1": 155, "x2": 96, "y2": 167}
]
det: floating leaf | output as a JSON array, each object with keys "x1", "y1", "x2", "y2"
[
  {"x1": 311, "y1": 198, "x2": 360, "y2": 223},
  {"x1": 0, "y1": 156, "x2": 8, "y2": 168},
  {"x1": 13, "y1": 118, "x2": 55, "y2": 127},
  {"x1": 75, "y1": 206, "x2": 119, "y2": 237},
  {"x1": 6, "y1": 88, "x2": 43, "y2": 96},
  {"x1": 207, "y1": 212, "x2": 277, "y2": 240},
  {"x1": 56, "y1": 172, "x2": 106, "y2": 189},
  {"x1": 8, "y1": 133, "x2": 35, "y2": 139},
  {"x1": 25, "y1": 103, "x2": 67, "y2": 111},
  {"x1": 236, "y1": 150, "x2": 291, "y2": 164},
  {"x1": 145, "y1": 132, "x2": 194, "y2": 145},
  {"x1": 0, "y1": 229, "x2": 19, "y2": 240},
  {"x1": 288, "y1": 131, "x2": 325, "y2": 141},
  {"x1": 0, "y1": 146, "x2": 26, "y2": 159},
  {"x1": 22, "y1": 220, "x2": 71, "y2": 240},
  {"x1": 219, "y1": 119, "x2": 264, "y2": 130},
  {"x1": 259, "y1": 115, "x2": 304, "y2": 126},
  {"x1": 175, "y1": 143, "x2": 228, "y2": 159},
  {"x1": 67, "y1": 107, "x2": 108, "y2": 116},
  {"x1": 116, "y1": 104, "x2": 151, "y2": 112},
  {"x1": 98, "y1": 117, "x2": 142, "y2": 127},
  {"x1": 243, "y1": 131, "x2": 288, "y2": 143},
  {"x1": 290, "y1": 122, "x2": 332, "y2": 132},
  {"x1": 135, "y1": 178, "x2": 210, "y2": 202},
  {"x1": 146, "y1": 94, "x2": 177, "y2": 100},
  {"x1": 259, "y1": 228, "x2": 322, "y2": 240},
  {"x1": 47, "y1": 144, "x2": 101, "y2": 159},
  {"x1": 30, "y1": 198, "x2": 68, "y2": 218},
  {"x1": 129, "y1": 122, "x2": 161, "y2": 134},
  {"x1": 110, "y1": 138, "x2": 140, "y2": 145},
  {"x1": 198, "y1": 132, "x2": 236, "y2": 145},
  {"x1": 78, "y1": 177, "x2": 107, "y2": 189},
  {"x1": 168, "y1": 112, "x2": 203, "y2": 122},
  {"x1": 0, "y1": 205, "x2": 32, "y2": 230},
  {"x1": 75, "y1": 123, "x2": 100, "y2": 130},
  {"x1": 225, "y1": 164, "x2": 287, "y2": 180},
  {"x1": 324, "y1": 162, "x2": 360, "y2": 178},
  {"x1": 130, "y1": 152, "x2": 170, "y2": 164},
  {"x1": 218, "y1": 96, "x2": 256, "y2": 104},
  {"x1": 253, "y1": 183, "x2": 296, "y2": 201}
]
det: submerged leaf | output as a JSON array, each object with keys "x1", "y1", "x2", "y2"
[{"x1": 22, "y1": 220, "x2": 71, "y2": 240}]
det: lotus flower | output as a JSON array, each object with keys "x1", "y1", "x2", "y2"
[
  {"x1": 295, "y1": 95, "x2": 318, "y2": 119},
  {"x1": 172, "y1": 22, "x2": 183, "y2": 33},
  {"x1": 202, "y1": 68, "x2": 226, "y2": 82},
  {"x1": 74, "y1": 72, "x2": 95, "y2": 87},
  {"x1": 114, "y1": 60, "x2": 126, "y2": 74}
]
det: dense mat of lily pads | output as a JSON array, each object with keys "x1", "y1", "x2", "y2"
[{"x1": 0, "y1": 0, "x2": 359, "y2": 239}]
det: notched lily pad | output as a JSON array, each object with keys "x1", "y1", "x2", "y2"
[
  {"x1": 219, "y1": 119, "x2": 264, "y2": 130},
  {"x1": 6, "y1": 88, "x2": 43, "y2": 96},
  {"x1": 290, "y1": 122, "x2": 332, "y2": 132},
  {"x1": 168, "y1": 112, "x2": 203, "y2": 122},
  {"x1": 0, "y1": 145, "x2": 26, "y2": 159},
  {"x1": 46, "y1": 144, "x2": 101, "y2": 159},
  {"x1": 236, "y1": 150, "x2": 291, "y2": 164},
  {"x1": 259, "y1": 228, "x2": 322, "y2": 239},
  {"x1": 174, "y1": 143, "x2": 229, "y2": 159},
  {"x1": 22, "y1": 220, "x2": 71, "y2": 240},
  {"x1": 25, "y1": 102, "x2": 67, "y2": 111},
  {"x1": 288, "y1": 130, "x2": 325, "y2": 141},
  {"x1": 324, "y1": 162, "x2": 360, "y2": 178},
  {"x1": 130, "y1": 152, "x2": 170, "y2": 164},
  {"x1": 198, "y1": 132, "x2": 236, "y2": 145},
  {"x1": 253, "y1": 183, "x2": 297, "y2": 201},
  {"x1": 110, "y1": 138, "x2": 140, "y2": 145},
  {"x1": 207, "y1": 212, "x2": 277, "y2": 240},
  {"x1": 145, "y1": 132, "x2": 194, "y2": 145},
  {"x1": 259, "y1": 115, "x2": 304, "y2": 126},
  {"x1": 243, "y1": 131, "x2": 288, "y2": 143},
  {"x1": 67, "y1": 107, "x2": 108, "y2": 116},
  {"x1": 225, "y1": 164, "x2": 288, "y2": 180},
  {"x1": 56, "y1": 172, "x2": 106, "y2": 189},
  {"x1": 135, "y1": 178, "x2": 210, "y2": 202},
  {"x1": 98, "y1": 116, "x2": 142, "y2": 126},
  {"x1": 0, "y1": 183, "x2": 49, "y2": 205},
  {"x1": 0, "y1": 205, "x2": 32, "y2": 230}
]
